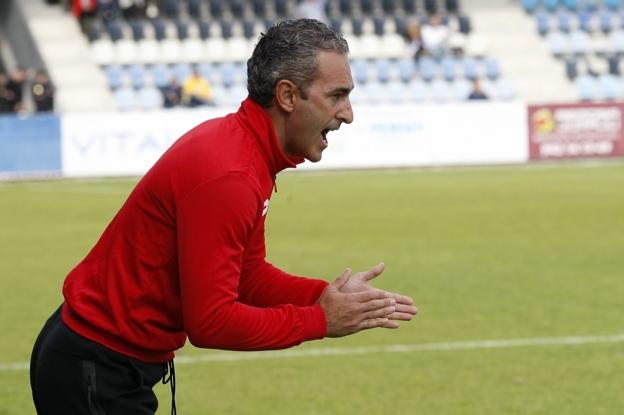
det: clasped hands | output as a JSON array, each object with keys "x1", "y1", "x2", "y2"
[{"x1": 318, "y1": 263, "x2": 418, "y2": 338}]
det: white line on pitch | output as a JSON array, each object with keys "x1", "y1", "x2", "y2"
[{"x1": 4, "y1": 333, "x2": 623, "y2": 372}]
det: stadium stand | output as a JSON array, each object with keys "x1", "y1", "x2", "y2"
[
  {"x1": 5, "y1": 0, "x2": 527, "y2": 111},
  {"x1": 522, "y1": 0, "x2": 624, "y2": 101}
]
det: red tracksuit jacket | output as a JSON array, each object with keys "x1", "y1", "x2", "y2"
[{"x1": 62, "y1": 98, "x2": 329, "y2": 363}]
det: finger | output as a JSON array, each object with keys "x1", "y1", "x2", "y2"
[
  {"x1": 359, "y1": 298, "x2": 396, "y2": 312},
  {"x1": 331, "y1": 268, "x2": 352, "y2": 289},
  {"x1": 388, "y1": 311, "x2": 415, "y2": 321},
  {"x1": 385, "y1": 291, "x2": 414, "y2": 305},
  {"x1": 355, "y1": 262, "x2": 385, "y2": 282},
  {"x1": 357, "y1": 317, "x2": 389, "y2": 331},
  {"x1": 381, "y1": 320, "x2": 400, "y2": 329},
  {"x1": 350, "y1": 288, "x2": 387, "y2": 303},
  {"x1": 394, "y1": 303, "x2": 418, "y2": 315},
  {"x1": 362, "y1": 305, "x2": 396, "y2": 320}
]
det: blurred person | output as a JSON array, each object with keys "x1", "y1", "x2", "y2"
[
  {"x1": 31, "y1": 71, "x2": 55, "y2": 112},
  {"x1": 295, "y1": 0, "x2": 328, "y2": 23},
  {"x1": 405, "y1": 21, "x2": 425, "y2": 61},
  {"x1": 71, "y1": 0, "x2": 97, "y2": 34},
  {"x1": 421, "y1": 14, "x2": 451, "y2": 58},
  {"x1": 30, "y1": 19, "x2": 417, "y2": 415},
  {"x1": 6, "y1": 67, "x2": 27, "y2": 113},
  {"x1": 162, "y1": 77, "x2": 182, "y2": 108},
  {"x1": 468, "y1": 79, "x2": 489, "y2": 100},
  {"x1": 182, "y1": 68, "x2": 213, "y2": 107},
  {"x1": 0, "y1": 71, "x2": 10, "y2": 113}
]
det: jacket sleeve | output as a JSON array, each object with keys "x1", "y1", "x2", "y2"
[
  {"x1": 238, "y1": 219, "x2": 328, "y2": 308},
  {"x1": 177, "y1": 173, "x2": 326, "y2": 351}
]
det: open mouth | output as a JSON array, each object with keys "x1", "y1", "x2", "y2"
[{"x1": 321, "y1": 129, "x2": 329, "y2": 145}]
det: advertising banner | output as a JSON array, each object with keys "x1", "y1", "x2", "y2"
[
  {"x1": 528, "y1": 102, "x2": 624, "y2": 160},
  {"x1": 0, "y1": 114, "x2": 61, "y2": 178},
  {"x1": 61, "y1": 102, "x2": 527, "y2": 177}
]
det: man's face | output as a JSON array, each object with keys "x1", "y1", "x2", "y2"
[{"x1": 284, "y1": 51, "x2": 354, "y2": 163}]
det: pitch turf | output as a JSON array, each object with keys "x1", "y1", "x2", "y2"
[{"x1": 1, "y1": 163, "x2": 623, "y2": 414}]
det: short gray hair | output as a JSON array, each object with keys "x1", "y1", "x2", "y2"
[{"x1": 247, "y1": 19, "x2": 349, "y2": 107}]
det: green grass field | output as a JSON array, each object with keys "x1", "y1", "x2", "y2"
[{"x1": 1, "y1": 163, "x2": 623, "y2": 414}]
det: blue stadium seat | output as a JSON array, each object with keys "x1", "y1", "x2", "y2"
[
  {"x1": 493, "y1": 80, "x2": 516, "y2": 101},
  {"x1": 387, "y1": 81, "x2": 406, "y2": 104},
  {"x1": 610, "y1": 30, "x2": 624, "y2": 54},
  {"x1": 339, "y1": 0, "x2": 352, "y2": 15},
  {"x1": 453, "y1": 79, "x2": 472, "y2": 100},
  {"x1": 544, "y1": 0, "x2": 560, "y2": 12},
  {"x1": 403, "y1": 0, "x2": 416, "y2": 14},
  {"x1": 522, "y1": 0, "x2": 538, "y2": 13},
  {"x1": 352, "y1": 59, "x2": 370, "y2": 84},
  {"x1": 221, "y1": 20, "x2": 233, "y2": 39},
  {"x1": 382, "y1": 0, "x2": 397, "y2": 14},
  {"x1": 198, "y1": 20, "x2": 211, "y2": 40},
  {"x1": 599, "y1": 10, "x2": 614, "y2": 34},
  {"x1": 188, "y1": 0, "x2": 202, "y2": 19},
  {"x1": 484, "y1": 58, "x2": 500, "y2": 80},
  {"x1": 578, "y1": 10, "x2": 593, "y2": 32},
  {"x1": 351, "y1": 17, "x2": 364, "y2": 36},
  {"x1": 220, "y1": 63, "x2": 238, "y2": 87},
  {"x1": 606, "y1": 0, "x2": 621, "y2": 11},
  {"x1": 161, "y1": 0, "x2": 179, "y2": 18},
  {"x1": 575, "y1": 74, "x2": 596, "y2": 100},
  {"x1": 88, "y1": 20, "x2": 103, "y2": 42},
  {"x1": 153, "y1": 19, "x2": 167, "y2": 41},
  {"x1": 373, "y1": 16, "x2": 385, "y2": 35},
  {"x1": 106, "y1": 19, "x2": 124, "y2": 41},
  {"x1": 375, "y1": 59, "x2": 392, "y2": 83},
  {"x1": 463, "y1": 58, "x2": 479, "y2": 81},
  {"x1": 558, "y1": 11, "x2": 572, "y2": 33},
  {"x1": 608, "y1": 55, "x2": 620, "y2": 75},
  {"x1": 397, "y1": 58, "x2": 415, "y2": 83},
  {"x1": 251, "y1": 0, "x2": 267, "y2": 17},
  {"x1": 547, "y1": 31, "x2": 568, "y2": 57},
  {"x1": 582, "y1": 0, "x2": 598, "y2": 12},
  {"x1": 409, "y1": 80, "x2": 427, "y2": 102},
  {"x1": 564, "y1": 0, "x2": 579, "y2": 11},
  {"x1": 115, "y1": 87, "x2": 136, "y2": 111},
  {"x1": 151, "y1": 64, "x2": 171, "y2": 88},
  {"x1": 230, "y1": 0, "x2": 244, "y2": 18},
  {"x1": 209, "y1": 0, "x2": 224, "y2": 18},
  {"x1": 446, "y1": 0, "x2": 459, "y2": 14},
  {"x1": 364, "y1": 82, "x2": 385, "y2": 105},
  {"x1": 197, "y1": 63, "x2": 215, "y2": 83},
  {"x1": 424, "y1": 0, "x2": 437, "y2": 14},
  {"x1": 243, "y1": 20, "x2": 256, "y2": 39},
  {"x1": 329, "y1": 17, "x2": 342, "y2": 33},
  {"x1": 129, "y1": 19, "x2": 145, "y2": 41},
  {"x1": 361, "y1": 0, "x2": 374, "y2": 15},
  {"x1": 570, "y1": 30, "x2": 590, "y2": 55},
  {"x1": 138, "y1": 86, "x2": 163, "y2": 110},
  {"x1": 175, "y1": 20, "x2": 189, "y2": 40},
  {"x1": 599, "y1": 74, "x2": 618, "y2": 100},
  {"x1": 536, "y1": 12, "x2": 550, "y2": 36},
  {"x1": 430, "y1": 80, "x2": 452, "y2": 103},
  {"x1": 394, "y1": 16, "x2": 408, "y2": 36},
  {"x1": 173, "y1": 63, "x2": 193, "y2": 83},
  {"x1": 129, "y1": 64, "x2": 146, "y2": 89},
  {"x1": 274, "y1": 0, "x2": 288, "y2": 17},
  {"x1": 419, "y1": 57, "x2": 437, "y2": 82},
  {"x1": 441, "y1": 57, "x2": 457, "y2": 81},
  {"x1": 105, "y1": 65, "x2": 124, "y2": 90},
  {"x1": 458, "y1": 15, "x2": 471, "y2": 34},
  {"x1": 565, "y1": 57, "x2": 578, "y2": 79}
]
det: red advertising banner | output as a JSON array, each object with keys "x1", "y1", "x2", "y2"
[{"x1": 528, "y1": 102, "x2": 624, "y2": 160}]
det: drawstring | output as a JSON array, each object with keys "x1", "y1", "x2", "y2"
[{"x1": 162, "y1": 360, "x2": 177, "y2": 415}]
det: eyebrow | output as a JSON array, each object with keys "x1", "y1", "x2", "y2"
[{"x1": 327, "y1": 86, "x2": 353, "y2": 95}]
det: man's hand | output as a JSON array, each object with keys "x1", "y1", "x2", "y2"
[
  {"x1": 318, "y1": 269, "x2": 398, "y2": 337},
  {"x1": 340, "y1": 263, "x2": 418, "y2": 327}
]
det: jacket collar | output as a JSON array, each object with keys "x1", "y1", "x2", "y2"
[{"x1": 236, "y1": 97, "x2": 304, "y2": 177}]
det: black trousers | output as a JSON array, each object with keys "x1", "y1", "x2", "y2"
[{"x1": 30, "y1": 305, "x2": 169, "y2": 415}]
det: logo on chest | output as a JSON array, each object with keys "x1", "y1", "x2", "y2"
[{"x1": 262, "y1": 199, "x2": 270, "y2": 216}]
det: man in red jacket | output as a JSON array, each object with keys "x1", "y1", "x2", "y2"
[{"x1": 30, "y1": 19, "x2": 417, "y2": 415}]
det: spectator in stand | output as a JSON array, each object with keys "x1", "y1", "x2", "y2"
[
  {"x1": 71, "y1": 0, "x2": 98, "y2": 34},
  {"x1": 468, "y1": 79, "x2": 489, "y2": 100},
  {"x1": 182, "y1": 68, "x2": 214, "y2": 107},
  {"x1": 32, "y1": 71, "x2": 55, "y2": 112},
  {"x1": 421, "y1": 14, "x2": 451, "y2": 59},
  {"x1": 0, "y1": 71, "x2": 10, "y2": 113},
  {"x1": 119, "y1": 0, "x2": 146, "y2": 19},
  {"x1": 295, "y1": 0, "x2": 328, "y2": 23},
  {"x1": 405, "y1": 21, "x2": 425, "y2": 62},
  {"x1": 163, "y1": 78, "x2": 182, "y2": 108},
  {"x1": 6, "y1": 68, "x2": 27, "y2": 113}
]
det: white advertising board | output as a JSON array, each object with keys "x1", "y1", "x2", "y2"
[{"x1": 61, "y1": 102, "x2": 528, "y2": 177}]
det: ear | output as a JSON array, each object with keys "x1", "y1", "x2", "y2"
[{"x1": 274, "y1": 79, "x2": 298, "y2": 113}]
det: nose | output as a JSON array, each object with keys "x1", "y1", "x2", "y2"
[{"x1": 336, "y1": 97, "x2": 354, "y2": 124}]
